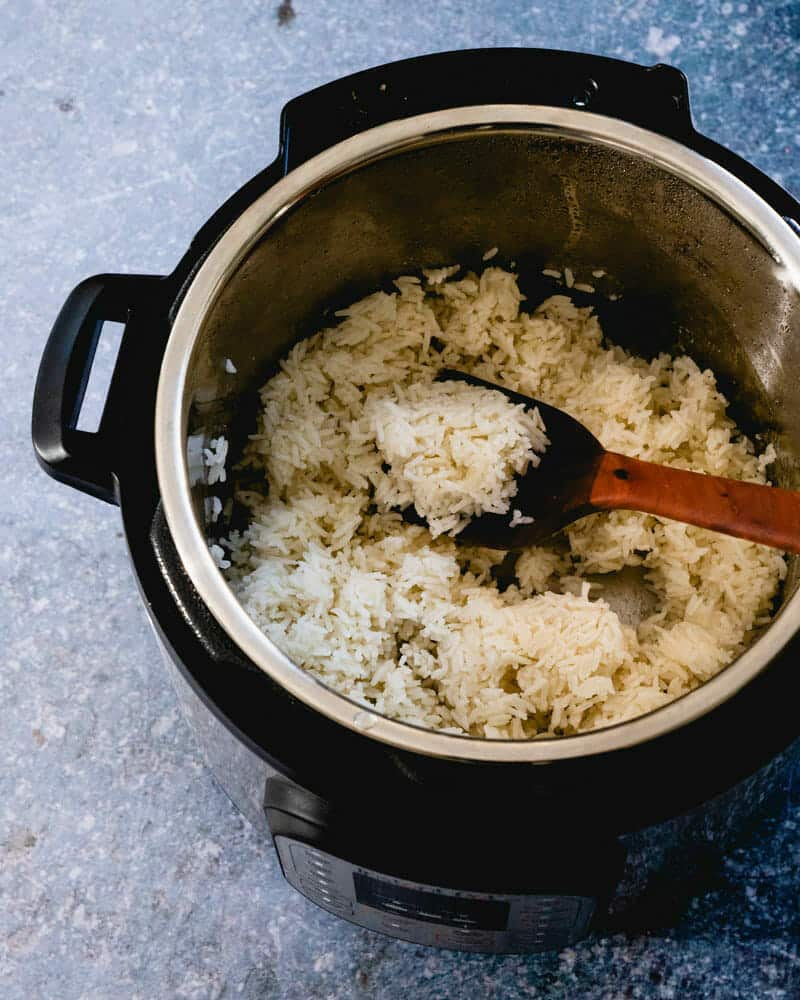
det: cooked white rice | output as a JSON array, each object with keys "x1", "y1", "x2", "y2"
[
  {"x1": 209, "y1": 542, "x2": 231, "y2": 570},
  {"x1": 205, "y1": 495, "x2": 223, "y2": 523},
  {"x1": 509, "y1": 508, "x2": 535, "y2": 528},
  {"x1": 225, "y1": 266, "x2": 786, "y2": 739},
  {"x1": 366, "y1": 380, "x2": 547, "y2": 537},
  {"x1": 203, "y1": 436, "x2": 229, "y2": 485}
]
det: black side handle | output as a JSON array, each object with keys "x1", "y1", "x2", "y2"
[
  {"x1": 280, "y1": 48, "x2": 693, "y2": 170},
  {"x1": 32, "y1": 273, "x2": 165, "y2": 503}
]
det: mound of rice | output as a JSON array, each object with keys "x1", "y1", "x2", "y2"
[
  {"x1": 366, "y1": 380, "x2": 548, "y2": 537},
  {"x1": 225, "y1": 266, "x2": 786, "y2": 738}
]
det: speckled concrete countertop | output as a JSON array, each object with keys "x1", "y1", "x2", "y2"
[{"x1": 2, "y1": 2, "x2": 799, "y2": 997}]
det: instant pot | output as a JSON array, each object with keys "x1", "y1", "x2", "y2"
[{"x1": 32, "y1": 50, "x2": 800, "y2": 952}]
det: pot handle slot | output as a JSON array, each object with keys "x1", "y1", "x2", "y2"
[
  {"x1": 280, "y1": 49, "x2": 694, "y2": 170},
  {"x1": 32, "y1": 273, "x2": 164, "y2": 504}
]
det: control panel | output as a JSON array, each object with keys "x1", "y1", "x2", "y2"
[{"x1": 276, "y1": 836, "x2": 595, "y2": 953}]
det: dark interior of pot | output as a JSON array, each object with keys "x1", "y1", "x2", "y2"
[{"x1": 185, "y1": 125, "x2": 800, "y2": 618}]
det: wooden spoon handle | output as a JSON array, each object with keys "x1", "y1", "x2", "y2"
[{"x1": 590, "y1": 451, "x2": 800, "y2": 554}]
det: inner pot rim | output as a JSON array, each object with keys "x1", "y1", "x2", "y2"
[{"x1": 155, "y1": 104, "x2": 800, "y2": 763}]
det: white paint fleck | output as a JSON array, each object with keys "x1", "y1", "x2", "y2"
[
  {"x1": 36, "y1": 705, "x2": 66, "y2": 742},
  {"x1": 72, "y1": 903, "x2": 95, "y2": 930},
  {"x1": 625, "y1": 0, "x2": 649, "y2": 21},
  {"x1": 224, "y1": 357, "x2": 237, "y2": 373},
  {"x1": 111, "y1": 139, "x2": 138, "y2": 157},
  {"x1": 173, "y1": 970, "x2": 224, "y2": 999},
  {"x1": 150, "y1": 710, "x2": 177, "y2": 738},
  {"x1": 645, "y1": 26, "x2": 681, "y2": 59},
  {"x1": 195, "y1": 837, "x2": 222, "y2": 863},
  {"x1": 313, "y1": 951, "x2": 336, "y2": 973},
  {"x1": 560, "y1": 947, "x2": 577, "y2": 970}
]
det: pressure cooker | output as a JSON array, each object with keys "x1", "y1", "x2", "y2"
[{"x1": 32, "y1": 49, "x2": 800, "y2": 952}]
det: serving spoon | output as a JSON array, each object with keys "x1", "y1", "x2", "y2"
[{"x1": 436, "y1": 369, "x2": 800, "y2": 553}]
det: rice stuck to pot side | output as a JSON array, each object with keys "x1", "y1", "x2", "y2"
[
  {"x1": 225, "y1": 267, "x2": 786, "y2": 739},
  {"x1": 366, "y1": 380, "x2": 548, "y2": 537}
]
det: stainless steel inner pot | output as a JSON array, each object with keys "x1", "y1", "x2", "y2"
[{"x1": 155, "y1": 105, "x2": 800, "y2": 764}]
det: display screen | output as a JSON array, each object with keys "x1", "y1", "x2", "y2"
[{"x1": 353, "y1": 872, "x2": 510, "y2": 930}]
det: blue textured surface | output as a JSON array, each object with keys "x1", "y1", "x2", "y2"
[{"x1": 2, "y1": 2, "x2": 799, "y2": 997}]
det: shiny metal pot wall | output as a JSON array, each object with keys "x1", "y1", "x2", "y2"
[{"x1": 156, "y1": 105, "x2": 800, "y2": 764}]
